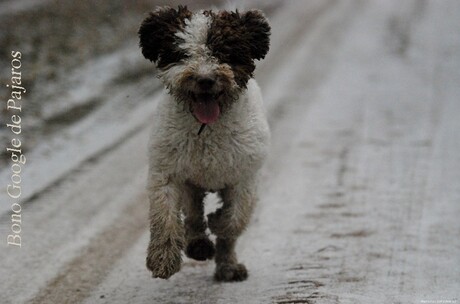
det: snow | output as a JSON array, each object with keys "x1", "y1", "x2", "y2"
[{"x1": 1, "y1": 1, "x2": 459, "y2": 303}]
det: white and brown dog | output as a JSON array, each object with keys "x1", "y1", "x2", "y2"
[{"x1": 138, "y1": 5, "x2": 270, "y2": 282}]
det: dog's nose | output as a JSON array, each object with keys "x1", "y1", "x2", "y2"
[{"x1": 197, "y1": 77, "x2": 215, "y2": 90}]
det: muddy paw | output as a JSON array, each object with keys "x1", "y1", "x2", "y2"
[
  {"x1": 214, "y1": 263, "x2": 248, "y2": 282},
  {"x1": 186, "y1": 237, "x2": 215, "y2": 261},
  {"x1": 146, "y1": 242, "x2": 182, "y2": 279}
]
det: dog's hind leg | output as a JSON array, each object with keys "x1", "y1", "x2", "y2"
[
  {"x1": 182, "y1": 183, "x2": 215, "y2": 261},
  {"x1": 208, "y1": 179, "x2": 257, "y2": 281},
  {"x1": 146, "y1": 174, "x2": 185, "y2": 279}
]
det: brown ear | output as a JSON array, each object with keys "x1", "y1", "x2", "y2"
[
  {"x1": 138, "y1": 6, "x2": 191, "y2": 63},
  {"x1": 241, "y1": 10, "x2": 271, "y2": 60}
]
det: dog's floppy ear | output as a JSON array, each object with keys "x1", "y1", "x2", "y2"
[
  {"x1": 241, "y1": 10, "x2": 271, "y2": 60},
  {"x1": 138, "y1": 6, "x2": 191, "y2": 63}
]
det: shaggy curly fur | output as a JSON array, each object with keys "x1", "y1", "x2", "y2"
[{"x1": 139, "y1": 5, "x2": 270, "y2": 282}]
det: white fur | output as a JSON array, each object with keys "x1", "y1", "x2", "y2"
[
  {"x1": 175, "y1": 12, "x2": 211, "y2": 55},
  {"x1": 148, "y1": 78, "x2": 270, "y2": 191},
  {"x1": 160, "y1": 13, "x2": 219, "y2": 88}
]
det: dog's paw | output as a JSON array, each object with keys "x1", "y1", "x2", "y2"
[
  {"x1": 214, "y1": 263, "x2": 248, "y2": 282},
  {"x1": 186, "y1": 237, "x2": 215, "y2": 261},
  {"x1": 146, "y1": 241, "x2": 182, "y2": 279}
]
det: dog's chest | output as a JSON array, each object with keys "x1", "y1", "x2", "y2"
[
  {"x1": 180, "y1": 129, "x2": 264, "y2": 188},
  {"x1": 153, "y1": 125, "x2": 267, "y2": 190}
]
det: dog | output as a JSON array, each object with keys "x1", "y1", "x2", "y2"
[{"x1": 138, "y1": 5, "x2": 270, "y2": 282}]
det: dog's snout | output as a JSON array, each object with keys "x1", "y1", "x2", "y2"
[{"x1": 197, "y1": 77, "x2": 216, "y2": 91}]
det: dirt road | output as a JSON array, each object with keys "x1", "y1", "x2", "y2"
[{"x1": 1, "y1": 1, "x2": 459, "y2": 303}]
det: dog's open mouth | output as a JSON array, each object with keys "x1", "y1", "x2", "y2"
[{"x1": 191, "y1": 92, "x2": 223, "y2": 124}]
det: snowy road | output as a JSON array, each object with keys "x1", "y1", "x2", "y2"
[{"x1": 1, "y1": 1, "x2": 459, "y2": 303}]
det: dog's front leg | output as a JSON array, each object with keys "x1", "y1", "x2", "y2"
[
  {"x1": 146, "y1": 174, "x2": 185, "y2": 279},
  {"x1": 208, "y1": 180, "x2": 257, "y2": 281},
  {"x1": 182, "y1": 183, "x2": 216, "y2": 261}
]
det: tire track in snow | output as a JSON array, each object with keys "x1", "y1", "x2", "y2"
[
  {"x1": 28, "y1": 192, "x2": 148, "y2": 304},
  {"x1": 265, "y1": 1, "x2": 459, "y2": 303}
]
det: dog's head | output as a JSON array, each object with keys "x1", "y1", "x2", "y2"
[{"x1": 138, "y1": 6, "x2": 270, "y2": 125}]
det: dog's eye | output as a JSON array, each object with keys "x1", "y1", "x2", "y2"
[
  {"x1": 211, "y1": 50, "x2": 251, "y2": 67},
  {"x1": 227, "y1": 54, "x2": 252, "y2": 67},
  {"x1": 157, "y1": 50, "x2": 189, "y2": 69}
]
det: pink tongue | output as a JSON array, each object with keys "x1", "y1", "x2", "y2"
[{"x1": 193, "y1": 101, "x2": 220, "y2": 124}]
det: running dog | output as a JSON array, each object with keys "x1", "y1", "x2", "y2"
[{"x1": 138, "y1": 5, "x2": 270, "y2": 281}]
